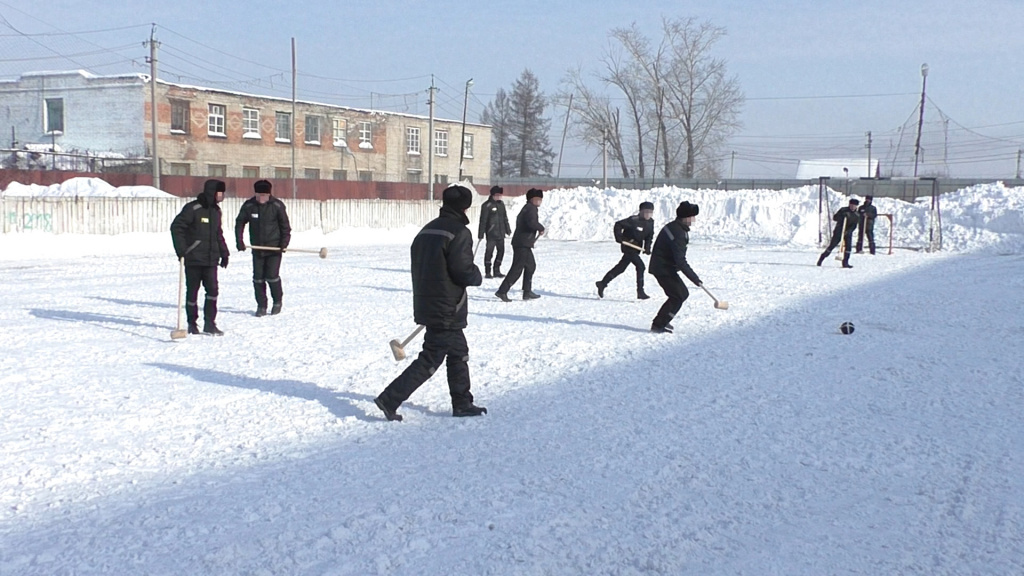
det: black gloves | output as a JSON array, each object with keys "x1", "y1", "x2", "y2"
[
  {"x1": 220, "y1": 255, "x2": 229, "y2": 268},
  {"x1": 237, "y1": 242, "x2": 246, "y2": 252},
  {"x1": 644, "y1": 249, "x2": 651, "y2": 255}
]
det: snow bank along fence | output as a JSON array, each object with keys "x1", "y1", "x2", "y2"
[{"x1": 0, "y1": 197, "x2": 464, "y2": 235}]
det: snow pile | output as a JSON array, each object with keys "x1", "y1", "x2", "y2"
[{"x1": 1, "y1": 177, "x2": 172, "y2": 198}]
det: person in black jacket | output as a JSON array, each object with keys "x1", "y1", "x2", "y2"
[
  {"x1": 596, "y1": 201, "x2": 655, "y2": 300},
  {"x1": 235, "y1": 180, "x2": 292, "y2": 316},
  {"x1": 374, "y1": 185, "x2": 486, "y2": 421},
  {"x1": 856, "y1": 195, "x2": 878, "y2": 255},
  {"x1": 648, "y1": 201, "x2": 704, "y2": 334},
  {"x1": 170, "y1": 179, "x2": 230, "y2": 335},
  {"x1": 495, "y1": 188, "x2": 546, "y2": 301},
  {"x1": 478, "y1": 185, "x2": 511, "y2": 278},
  {"x1": 817, "y1": 198, "x2": 860, "y2": 268}
]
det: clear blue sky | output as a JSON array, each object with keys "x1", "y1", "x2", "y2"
[{"x1": 3, "y1": 0, "x2": 1023, "y2": 178}]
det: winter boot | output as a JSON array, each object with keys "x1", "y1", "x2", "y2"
[
  {"x1": 650, "y1": 323, "x2": 673, "y2": 334},
  {"x1": 453, "y1": 404, "x2": 488, "y2": 417},
  {"x1": 493, "y1": 266, "x2": 505, "y2": 278},
  {"x1": 271, "y1": 301, "x2": 282, "y2": 315},
  {"x1": 637, "y1": 289, "x2": 650, "y2": 300},
  {"x1": 374, "y1": 396, "x2": 403, "y2": 422},
  {"x1": 485, "y1": 265, "x2": 493, "y2": 279},
  {"x1": 596, "y1": 281, "x2": 606, "y2": 298},
  {"x1": 203, "y1": 323, "x2": 224, "y2": 336},
  {"x1": 187, "y1": 323, "x2": 201, "y2": 335},
  {"x1": 523, "y1": 291, "x2": 541, "y2": 300},
  {"x1": 255, "y1": 307, "x2": 267, "y2": 317},
  {"x1": 816, "y1": 254, "x2": 826, "y2": 266},
  {"x1": 495, "y1": 291, "x2": 512, "y2": 302}
]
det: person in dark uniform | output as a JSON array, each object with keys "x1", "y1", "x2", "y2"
[
  {"x1": 817, "y1": 198, "x2": 860, "y2": 268},
  {"x1": 478, "y1": 185, "x2": 512, "y2": 278},
  {"x1": 495, "y1": 188, "x2": 545, "y2": 301},
  {"x1": 596, "y1": 201, "x2": 655, "y2": 300},
  {"x1": 856, "y1": 195, "x2": 878, "y2": 255},
  {"x1": 374, "y1": 185, "x2": 486, "y2": 421},
  {"x1": 170, "y1": 179, "x2": 230, "y2": 335},
  {"x1": 235, "y1": 180, "x2": 292, "y2": 316},
  {"x1": 648, "y1": 201, "x2": 704, "y2": 334}
]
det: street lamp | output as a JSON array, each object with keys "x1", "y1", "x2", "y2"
[
  {"x1": 913, "y1": 63, "x2": 929, "y2": 177},
  {"x1": 458, "y1": 78, "x2": 473, "y2": 181}
]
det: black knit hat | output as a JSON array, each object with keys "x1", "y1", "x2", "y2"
[
  {"x1": 676, "y1": 201, "x2": 699, "y2": 219},
  {"x1": 639, "y1": 201, "x2": 654, "y2": 211},
  {"x1": 254, "y1": 180, "x2": 272, "y2": 194},
  {"x1": 442, "y1": 185, "x2": 473, "y2": 211},
  {"x1": 490, "y1": 185, "x2": 503, "y2": 196},
  {"x1": 526, "y1": 188, "x2": 543, "y2": 200}
]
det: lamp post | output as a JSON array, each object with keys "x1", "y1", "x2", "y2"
[
  {"x1": 458, "y1": 78, "x2": 473, "y2": 181},
  {"x1": 913, "y1": 63, "x2": 929, "y2": 178}
]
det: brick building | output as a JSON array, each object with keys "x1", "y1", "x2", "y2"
[{"x1": 0, "y1": 70, "x2": 491, "y2": 186}]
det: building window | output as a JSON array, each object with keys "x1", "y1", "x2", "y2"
[
  {"x1": 170, "y1": 100, "x2": 190, "y2": 134},
  {"x1": 242, "y1": 108, "x2": 260, "y2": 138},
  {"x1": 274, "y1": 167, "x2": 291, "y2": 179},
  {"x1": 169, "y1": 163, "x2": 191, "y2": 176},
  {"x1": 208, "y1": 164, "x2": 227, "y2": 177},
  {"x1": 358, "y1": 170, "x2": 373, "y2": 182},
  {"x1": 242, "y1": 166, "x2": 260, "y2": 179},
  {"x1": 333, "y1": 118, "x2": 347, "y2": 147},
  {"x1": 332, "y1": 169, "x2": 347, "y2": 181},
  {"x1": 44, "y1": 98, "x2": 64, "y2": 133},
  {"x1": 304, "y1": 168, "x2": 320, "y2": 180},
  {"x1": 434, "y1": 129, "x2": 449, "y2": 157},
  {"x1": 406, "y1": 127, "x2": 420, "y2": 155},
  {"x1": 358, "y1": 121, "x2": 372, "y2": 149},
  {"x1": 463, "y1": 133, "x2": 474, "y2": 158},
  {"x1": 275, "y1": 112, "x2": 291, "y2": 142},
  {"x1": 304, "y1": 116, "x2": 321, "y2": 145},
  {"x1": 208, "y1": 104, "x2": 226, "y2": 137},
  {"x1": 406, "y1": 170, "x2": 422, "y2": 183}
]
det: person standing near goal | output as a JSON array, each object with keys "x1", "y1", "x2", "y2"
[
  {"x1": 170, "y1": 179, "x2": 230, "y2": 335},
  {"x1": 495, "y1": 188, "x2": 545, "y2": 302},
  {"x1": 817, "y1": 198, "x2": 860, "y2": 268},
  {"x1": 374, "y1": 185, "x2": 487, "y2": 421},
  {"x1": 856, "y1": 195, "x2": 878, "y2": 255},
  {"x1": 235, "y1": 180, "x2": 292, "y2": 317},
  {"x1": 648, "y1": 201, "x2": 704, "y2": 334},
  {"x1": 478, "y1": 185, "x2": 511, "y2": 278},
  {"x1": 596, "y1": 201, "x2": 655, "y2": 300}
]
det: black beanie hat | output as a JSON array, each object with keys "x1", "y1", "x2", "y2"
[
  {"x1": 639, "y1": 201, "x2": 654, "y2": 211},
  {"x1": 490, "y1": 185, "x2": 503, "y2": 196},
  {"x1": 676, "y1": 201, "x2": 699, "y2": 219},
  {"x1": 254, "y1": 179, "x2": 272, "y2": 194},
  {"x1": 526, "y1": 188, "x2": 543, "y2": 200},
  {"x1": 442, "y1": 185, "x2": 473, "y2": 211}
]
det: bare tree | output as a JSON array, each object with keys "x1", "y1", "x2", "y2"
[{"x1": 558, "y1": 67, "x2": 629, "y2": 177}]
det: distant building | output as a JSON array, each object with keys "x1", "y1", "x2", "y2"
[
  {"x1": 795, "y1": 158, "x2": 878, "y2": 179},
  {"x1": 0, "y1": 70, "x2": 491, "y2": 185}
]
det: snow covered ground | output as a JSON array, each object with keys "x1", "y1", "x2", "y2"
[{"x1": 1, "y1": 184, "x2": 1022, "y2": 574}]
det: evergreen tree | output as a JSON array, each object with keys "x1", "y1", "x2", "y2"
[
  {"x1": 480, "y1": 88, "x2": 515, "y2": 178},
  {"x1": 508, "y1": 69, "x2": 555, "y2": 177}
]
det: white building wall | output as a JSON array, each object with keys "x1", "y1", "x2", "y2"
[{"x1": 0, "y1": 71, "x2": 146, "y2": 154}]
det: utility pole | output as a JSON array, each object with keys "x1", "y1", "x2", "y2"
[
  {"x1": 291, "y1": 38, "x2": 297, "y2": 199},
  {"x1": 146, "y1": 24, "x2": 160, "y2": 190},
  {"x1": 458, "y1": 78, "x2": 473, "y2": 181},
  {"x1": 556, "y1": 93, "x2": 572, "y2": 179},
  {"x1": 865, "y1": 131, "x2": 872, "y2": 177},
  {"x1": 913, "y1": 63, "x2": 929, "y2": 178},
  {"x1": 427, "y1": 76, "x2": 436, "y2": 201},
  {"x1": 601, "y1": 129, "x2": 607, "y2": 188},
  {"x1": 1016, "y1": 148, "x2": 1022, "y2": 179},
  {"x1": 729, "y1": 151, "x2": 735, "y2": 179}
]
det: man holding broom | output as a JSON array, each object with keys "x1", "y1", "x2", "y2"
[{"x1": 235, "y1": 179, "x2": 292, "y2": 316}]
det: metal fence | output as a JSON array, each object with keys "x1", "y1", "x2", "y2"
[{"x1": 1, "y1": 197, "x2": 466, "y2": 235}]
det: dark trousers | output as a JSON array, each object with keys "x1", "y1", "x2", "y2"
[
  {"x1": 652, "y1": 273, "x2": 689, "y2": 328},
  {"x1": 601, "y1": 251, "x2": 646, "y2": 292},
  {"x1": 378, "y1": 327, "x2": 474, "y2": 410},
  {"x1": 819, "y1": 229, "x2": 855, "y2": 265},
  {"x1": 856, "y1": 219, "x2": 876, "y2": 254},
  {"x1": 484, "y1": 237, "x2": 505, "y2": 271},
  {"x1": 185, "y1": 265, "x2": 219, "y2": 327},
  {"x1": 497, "y1": 246, "x2": 536, "y2": 294},
  {"x1": 252, "y1": 252, "x2": 283, "y2": 308}
]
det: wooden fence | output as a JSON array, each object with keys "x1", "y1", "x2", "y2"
[{"x1": 1, "y1": 197, "x2": 469, "y2": 235}]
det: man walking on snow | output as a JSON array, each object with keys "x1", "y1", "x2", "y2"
[
  {"x1": 817, "y1": 198, "x2": 860, "y2": 268},
  {"x1": 495, "y1": 188, "x2": 545, "y2": 302},
  {"x1": 648, "y1": 201, "x2": 704, "y2": 334},
  {"x1": 170, "y1": 179, "x2": 230, "y2": 336},
  {"x1": 374, "y1": 185, "x2": 487, "y2": 421},
  {"x1": 235, "y1": 179, "x2": 292, "y2": 316},
  {"x1": 596, "y1": 201, "x2": 655, "y2": 300},
  {"x1": 478, "y1": 185, "x2": 511, "y2": 278}
]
